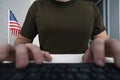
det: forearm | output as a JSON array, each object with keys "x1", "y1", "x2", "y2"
[
  {"x1": 14, "y1": 34, "x2": 32, "y2": 46},
  {"x1": 93, "y1": 30, "x2": 109, "y2": 41}
]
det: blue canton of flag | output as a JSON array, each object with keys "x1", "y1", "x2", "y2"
[{"x1": 9, "y1": 10, "x2": 21, "y2": 37}]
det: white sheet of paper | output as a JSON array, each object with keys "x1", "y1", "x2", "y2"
[
  {"x1": 3, "y1": 54, "x2": 114, "y2": 63},
  {"x1": 43, "y1": 54, "x2": 114, "y2": 63}
]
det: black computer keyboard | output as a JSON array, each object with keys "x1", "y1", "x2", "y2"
[{"x1": 0, "y1": 63, "x2": 120, "y2": 80}]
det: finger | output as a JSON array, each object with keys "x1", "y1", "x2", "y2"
[
  {"x1": 42, "y1": 51, "x2": 52, "y2": 62},
  {"x1": 113, "y1": 47, "x2": 120, "y2": 68},
  {"x1": 25, "y1": 43, "x2": 43, "y2": 64},
  {"x1": 0, "y1": 44, "x2": 15, "y2": 62},
  {"x1": 15, "y1": 44, "x2": 29, "y2": 68},
  {"x1": 108, "y1": 39, "x2": 120, "y2": 68},
  {"x1": 82, "y1": 48, "x2": 92, "y2": 63},
  {"x1": 91, "y1": 38, "x2": 105, "y2": 67},
  {"x1": 105, "y1": 39, "x2": 115, "y2": 57}
]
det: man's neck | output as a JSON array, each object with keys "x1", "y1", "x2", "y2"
[{"x1": 55, "y1": 0, "x2": 71, "y2": 2}]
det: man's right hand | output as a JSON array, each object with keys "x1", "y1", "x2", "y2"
[{"x1": 0, "y1": 43, "x2": 52, "y2": 68}]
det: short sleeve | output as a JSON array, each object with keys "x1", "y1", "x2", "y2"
[
  {"x1": 20, "y1": 1, "x2": 38, "y2": 41},
  {"x1": 91, "y1": 3, "x2": 106, "y2": 39}
]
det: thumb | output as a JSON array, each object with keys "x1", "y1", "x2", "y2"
[{"x1": 82, "y1": 48, "x2": 92, "y2": 63}]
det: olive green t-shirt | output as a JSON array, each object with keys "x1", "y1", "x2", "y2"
[{"x1": 20, "y1": 0, "x2": 105, "y2": 54}]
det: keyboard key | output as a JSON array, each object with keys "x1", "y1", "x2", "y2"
[
  {"x1": 76, "y1": 73, "x2": 92, "y2": 80},
  {"x1": 91, "y1": 73, "x2": 108, "y2": 80},
  {"x1": 10, "y1": 72, "x2": 26, "y2": 80},
  {"x1": 25, "y1": 72, "x2": 40, "y2": 80},
  {"x1": 0, "y1": 72, "x2": 13, "y2": 80},
  {"x1": 79, "y1": 68, "x2": 91, "y2": 73},
  {"x1": 112, "y1": 74, "x2": 120, "y2": 80},
  {"x1": 68, "y1": 73, "x2": 76, "y2": 79}
]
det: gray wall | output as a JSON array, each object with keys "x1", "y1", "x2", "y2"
[
  {"x1": 107, "y1": 0, "x2": 120, "y2": 39},
  {"x1": 0, "y1": 0, "x2": 30, "y2": 45}
]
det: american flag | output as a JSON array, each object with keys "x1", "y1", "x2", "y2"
[{"x1": 9, "y1": 10, "x2": 21, "y2": 37}]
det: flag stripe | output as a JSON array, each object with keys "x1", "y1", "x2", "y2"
[
  {"x1": 9, "y1": 27, "x2": 21, "y2": 30},
  {"x1": 9, "y1": 22, "x2": 20, "y2": 25},
  {"x1": 9, "y1": 25, "x2": 21, "y2": 28}
]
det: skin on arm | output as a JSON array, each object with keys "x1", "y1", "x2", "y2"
[
  {"x1": 14, "y1": 34, "x2": 32, "y2": 46},
  {"x1": 91, "y1": 31, "x2": 109, "y2": 66},
  {"x1": 82, "y1": 30, "x2": 109, "y2": 66},
  {"x1": 3, "y1": 34, "x2": 32, "y2": 62},
  {"x1": 83, "y1": 30, "x2": 120, "y2": 68},
  {"x1": 0, "y1": 34, "x2": 52, "y2": 68},
  {"x1": 15, "y1": 34, "x2": 52, "y2": 60},
  {"x1": 93, "y1": 30, "x2": 109, "y2": 40},
  {"x1": 14, "y1": 34, "x2": 52, "y2": 68}
]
